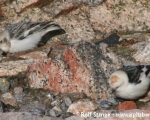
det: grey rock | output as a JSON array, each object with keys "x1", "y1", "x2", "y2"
[
  {"x1": 14, "y1": 87, "x2": 23, "y2": 94},
  {"x1": 60, "y1": 103, "x2": 68, "y2": 112},
  {"x1": 51, "y1": 99, "x2": 62, "y2": 107},
  {"x1": 0, "y1": 112, "x2": 63, "y2": 120},
  {"x1": 31, "y1": 107, "x2": 45, "y2": 116},
  {"x1": 14, "y1": 93, "x2": 24, "y2": 102},
  {"x1": 60, "y1": 112, "x2": 73, "y2": 119},
  {"x1": 49, "y1": 106, "x2": 63, "y2": 117},
  {"x1": 1, "y1": 92, "x2": 17, "y2": 106},
  {"x1": 64, "y1": 97, "x2": 72, "y2": 107},
  {"x1": 0, "y1": 78, "x2": 10, "y2": 93},
  {"x1": 47, "y1": 93, "x2": 54, "y2": 100},
  {"x1": 96, "y1": 97, "x2": 118, "y2": 110},
  {"x1": 19, "y1": 101, "x2": 45, "y2": 112},
  {"x1": 14, "y1": 87, "x2": 24, "y2": 102}
]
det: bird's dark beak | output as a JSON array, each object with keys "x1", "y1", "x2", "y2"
[
  {"x1": 2, "y1": 51, "x2": 8, "y2": 56},
  {"x1": 111, "y1": 89, "x2": 116, "y2": 94}
]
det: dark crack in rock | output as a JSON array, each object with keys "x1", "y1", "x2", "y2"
[
  {"x1": 0, "y1": 101, "x2": 8, "y2": 112},
  {"x1": 95, "y1": 33, "x2": 120, "y2": 46}
]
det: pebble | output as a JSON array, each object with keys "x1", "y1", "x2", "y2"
[
  {"x1": 51, "y1": 99, "x2": 62, "y2": 106},
  {"x1": 14, "y1": 87, "x2": 24, "y2": 102},
  {"x1": 0, "y1": 78, "x2": 10, "y2": 93},
  {"x1": 31, "y1": 107, "x2": 45, "y2": 116},
  {"x1": 14, "y1": 94, "x2": 24, "y2": 102},
  {"x1": 49, "y1": 106, "x2": 63, "y2": 117},
  {"x1": 46, "y1": 93, "x2": 54, "y2": 100},
  {"x1": 19, "y1": 101, "x2": 45, "y2": 112},
  {"x1": 116, "y1": 101, "x2": 137, "y2": 110},
  {"x1": 60, "y1": 103, "x2": 68, "y2": 112},
  {"x1": 64, "y1": 97, "x2": 72, "y2": 107},
  {"x1": 14, "y1": 87, "x2": 23, "y2": 94},
  {"x1": 67, "y1": 99, "x2": 98, "y2": 114},
  {"x1": 96, "y1": 97, "x2": 118, "y2": 110},
  {"x1": 1, "y1": 92, "x2": 17, "y2": 106},
  {"x1": 61, "y1": 112, "x2": 73, "y2": 119}
]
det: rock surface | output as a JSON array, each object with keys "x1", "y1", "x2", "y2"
[
  {"x1": 0, "y1": 112, "x2": 63, "y2": 120},
  {"x1": 1, "y1": 0, "x2": 150, "y2": 41},
  {"x1": 27, "y1": 40, "x2": 121, "y2": 99},
  {"x1": 1, "y1": 92, "x2": 17, "y2": 106},
  {"x1": 67, "y1": 99, "x2": 98, "y2": 114},
  {"x1": 0, "y1": 0, "x2": 150, "y2": 120},
  {"x1": 132, "y1": 41, "x2": 150, "y2": 64},
  {"x1": 0, "y1": 110, "x2": 149, "y2": 120}
]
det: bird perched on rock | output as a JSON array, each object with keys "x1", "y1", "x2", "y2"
[
  {"x1": 109, "y1": 65, "x2": 150, "y2": 100},
  {"x1": 0, "y1": 20, "x2": 65, "y2": 53}
]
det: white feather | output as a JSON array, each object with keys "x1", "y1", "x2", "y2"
[
  {"x1": 9, "y1": 25, "x2": 61, "y2": 53},
  {"x1": 109, "y1": 67, "x2": 150, "y2": 99},
  {"x1": 117, "y1": 72, "x2": 149, "y2": 99}
]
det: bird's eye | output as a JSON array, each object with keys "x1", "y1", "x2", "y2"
[
  {"x1": 115, "y1": 86, "x2": 119, "y2": 89},
  {"x1": 0, "y1": 41, "x2": 2, "y2": 43}
]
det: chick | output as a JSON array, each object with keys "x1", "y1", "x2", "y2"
[
  {"x1": 109, "y1": 65, "x2": 150, "y2": 100},
  {"x1": 0, "y1": 20, "x2": 65, "y2": 53}
]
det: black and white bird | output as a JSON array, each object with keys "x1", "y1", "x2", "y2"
[
  {"x1": 109, "y1": 65, "x2": 150, "y2": 100},
  {"x1": 0, "y1": 20, "x2": 65, "y2": 53}
]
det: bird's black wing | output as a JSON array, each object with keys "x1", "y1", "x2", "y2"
[
  {"x1": 144, "y1": 65, "x2": 150, "y2": 76},
  {"x1": 7, "y1": 21, "x2": 66, "y2": 42},
  {"x1": 119, "y1": 66, "x2": 141, "y2": 84},
  {"x1": 7, "y1": 20, "x2": 31, "y2": 39}
]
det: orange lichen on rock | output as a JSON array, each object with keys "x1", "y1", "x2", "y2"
[
  {"x1": 116, "y1": 101, "x2": 137, "y2": 110},
  {"x1": 27, "y1": 40, "x2": 113, "y2": 99}
]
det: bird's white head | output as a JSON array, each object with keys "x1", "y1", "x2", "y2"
[
  {"x1": 109, "y1": 70, "x2": 128, "y2": 91},
  {"x1": 0, "y1": 30, "x2": 11, "y2": 53}
]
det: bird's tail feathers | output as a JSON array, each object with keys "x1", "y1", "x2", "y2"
[
  {"x1": 137, "y1": 65, "x2": 150, "y2": 77},
  {"x1": 8, "y1": 21, "x2": 65, "y2": 40}
]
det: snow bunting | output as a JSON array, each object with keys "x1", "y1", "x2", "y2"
[
  {"x1": 109, "y1": 65, "x2": 150, "y2": 100},
  {"x1": 0, "y1": 20, "x2": 65, "y2": 53}
]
